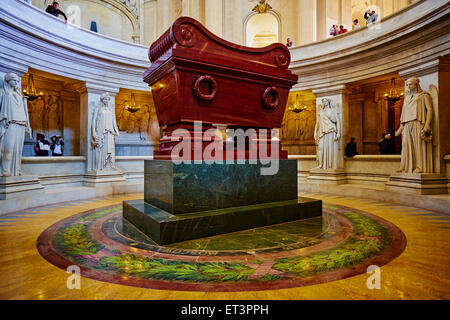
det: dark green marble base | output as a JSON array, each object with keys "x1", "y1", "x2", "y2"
[
  {"x1": 123, "y1": 198, "x2": 322, "y2": 245},
  {"x1": 144, "y1": 160, "x2": 298, "y2": 214}
]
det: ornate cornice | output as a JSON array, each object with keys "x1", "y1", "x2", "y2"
[
  {"x1": 312, "y1": 85, "x2": 351, "y2": 98},
  {"x1": 116, "y1": 0, "x2": 139, "y2": 18}
]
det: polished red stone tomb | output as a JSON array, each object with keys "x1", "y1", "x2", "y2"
[
  {"x1": 122, "y1": 17, "x2": 320, "y2": 245},
  {"x1": 143, "y1": 17, "x2": 299, "y2": 160}
]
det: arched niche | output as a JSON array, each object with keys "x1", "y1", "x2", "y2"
[
  {"x1": 58, "y1": 0, "x2": 140, "y2": 43},
  {"x1": 244, "y1": 11, "x2": 281, "y2": 48}
]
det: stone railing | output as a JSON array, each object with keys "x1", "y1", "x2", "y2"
[
  {"x1": 289, "y1": 155, "x2": 402, "y2": 187},
  {"x1": 0, "y1": 0, "x2": 149, "y2": 91},
  {"x1": 19, "y1": 156, "x2": 155, "y2": 188},
  {"x1": 289, "y1": 0, "x2": 449, "y2": 90},
  {"x1": 22, "y1": 156, "x2": 86, "y2": 187},
  {"x1": 0, "y1": 0, "x2": 448, "y2": 214}
]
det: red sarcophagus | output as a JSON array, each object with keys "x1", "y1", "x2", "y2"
[{"x1": 143, "y1": 17, "x2": 298, "y2": 160}]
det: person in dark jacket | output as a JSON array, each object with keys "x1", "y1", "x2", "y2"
[
  {"x1": 286, "y1": 38, "x2": 293, "y2": 48},
  {"x1": 364, "y1": 9, "x2": 378, "y2": 25},
  {"x1": 50, "y1": 135, "x2": 64, "y2": 156},
  {"x1": 378, "y1": 133, "x2": 394, "y2": 154},
  {"x1": 45, "y1": 1, "x2": 68, "y2": 23},
  {"x1": 34, "y1": 133, "x2": 51, "y2": 156},
  {"x1": 345, "y1": 137, "x2": 359, "y2": 157}
]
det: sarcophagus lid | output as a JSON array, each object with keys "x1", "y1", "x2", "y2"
[{"x1": 143, "y1": 17, "x2": 298, "y2": 129}]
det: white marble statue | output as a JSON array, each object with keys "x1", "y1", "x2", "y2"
[
  {"x1": 91, "y1": 92, "x2": 119, "y2": 171},
  {"x1": 0, "y1": 73, "x2": 32, "y2": 177},
  {"x1": 314, "y1": 98, "x2": 341, "y2": 169},
  {"x1": 395, "y1": 78, "x2": 434, "y2": 174}
]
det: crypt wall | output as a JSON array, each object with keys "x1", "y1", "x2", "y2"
[
  {"x1": 288, "y1": 0, "x2": 449, "y2": 198},
  {"x1": 280, "y1": 91, "x2": 317, "y2": 155},
  {"x1": 114, "y1": 89, "x2": 160, "y2": 156},
  {"x1": 351, "y1": 0, "x2": 415, "y2": 28},
  {"x1": 20, "y1": 71, "x2": 161, "y2": 157},
  {"x1": 347, "y1": 75, "x2": 405, "y2": 155},
  {"x1": 282, "y1": 75, "x2": 406, "y2": 156},
  {"x1": 21, "y1": 70, "x2": 82, "y2": 156},
  {"x1": 0, "y1": 0, "x2": 448, "y2": 214},
  {"x1": 30, "y1": 0, "x2": 419, "y2": 46},
  {"x1": 31, "y1": 0, "x2": 139, "y2": 42}
]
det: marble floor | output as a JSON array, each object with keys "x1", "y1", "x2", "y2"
[{"x1": 0, "y1": 193, "x2": 449, "y2": 299}]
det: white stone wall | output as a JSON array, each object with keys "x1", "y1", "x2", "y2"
[{"x1": 0, "y1": 0, "x2": 448, "y2": 213}]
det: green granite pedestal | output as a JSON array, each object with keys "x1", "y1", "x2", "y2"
[{"x1": 123, "y1": 160, "x2": 322, "y2": 245}]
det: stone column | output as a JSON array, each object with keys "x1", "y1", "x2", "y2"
[
  {"x1": 348, "y1": 92, "x2": 365, "y2": 154},
  {"x1": 316, "y1": 0, "x2": 353, "y2": 40},
  {"x1": 316, "y1": 0, "x2": 328, "y2": 41},
  {"x1": 182, "y1": 0, "x2": 205, "y2": 24},
  {"x1": 297, "y1": 0, "x2": 317, "y2": 45},
  {"x1": 340, "y1": 0, "x2": 352, "y2": 30},
  {"x1": 205, "y1": 0, "x2": 223, "y2": 38},
  {"x1": 143, "y1": 0, "x2": 158, "y2": 44},
  {"x1": 74, "y1": 83, "x2": 126, "y2": 188},
  {"x1": 307, "y1": 85, "x2": 350, "y2": 185},
  {"x1": 386, "y1": 57, "x2": 449, "y2": 194},
  {"x1": 156, "y1": 0, "x2": 182, "y2": 38},
  {"x1": 60, "y1": 90, "x2": 81, "y2": 156}
]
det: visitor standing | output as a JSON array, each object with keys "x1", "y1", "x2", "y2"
[
  {"x1": 365, "y1": 9, "x2": 378, "y2": 25},
  {"x1": 329, "y1": 25, "x2": 338, "y2": 37},
  {"x1": 377, "y1": 133, "x2": 394, "y2": 154},
  {"x1": 286, "y1": 38, "x2": 293, "y2": 48},
  {"x1": 45, "y1": 1, "x2": 68, "y2": 24},
  {"x1": 34, "y1": 133, "x2": 51, "y2": 156},
  {"x1": 338, "y1": 25, "x2": 347, "y2": 34},
  {"x1": 352, "y1": 19, "x2": 361, "y2": 30},
  {"x1": 50, "y1": 135, "x2": 64, "y2": 156},
  {"x1": 345, "y1": 137, "x2": 359, "y2": 157}
]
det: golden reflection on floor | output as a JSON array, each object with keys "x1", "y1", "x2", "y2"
[{"x1": 0, "y1": 193, "x2": 448, "y2": 300}]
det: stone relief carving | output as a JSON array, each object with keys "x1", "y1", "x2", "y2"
[
  {"x1": 280, "y1": 105, "x2": 315, "y2": 141},
  {"x1": 116, "y1": 107, "x2": 136, "y2": 134},
  {"x1": 0, "y1": 73, "x2": 32, "y2": 176},
  {"x1": 28, "y1": 93, "x2": 62, "y2": 139},
  {"x1": 118, "y1": 0, "x2": 139, "y2": 17},
  {"x1": 395, "y1": 78, "x2": 435, "y2": 174},
  {"x1": 28, "y1": 95, "x2": 45, "y2": 137},
  {"x1": 314, "y1": 98, "x2": 341, "y2": 170},
  {"x1": 44, "y1": 94, "x2": 62, "y2": 139},
  {"x1": 116, "y1": 103, "x2": 160, "y2": 144},
  {"x1": 91, "y1": 92, "x2": 119, "y2": 171}
]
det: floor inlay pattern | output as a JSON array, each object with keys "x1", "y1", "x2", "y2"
[{"x1": 36, "y1": 202, "x2": 406, "y2": 292}]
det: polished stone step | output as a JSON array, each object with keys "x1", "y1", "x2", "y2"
[
  {"x1": 144, "y1": 159, "x2": 298, "y2": 214},
  {"x1": 123, "y1": 197, "x2": 322, "y2": 245}
]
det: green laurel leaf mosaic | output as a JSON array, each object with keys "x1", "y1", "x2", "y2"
[{"x1": 50, "y1": 204, "x2": 393, "y2": 283}]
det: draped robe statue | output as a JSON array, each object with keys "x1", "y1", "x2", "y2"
[
  {"x1": 91, "y1": 92, "x2": 119, "y2": 171},
  {"x1": 314, "y1": 98, "x2": 341, "y2": 169},
  {"x1": 395, "y1": 78, "x2": 434, "y2": 174},
  {"x1": 0, "y1": 73, "x2": 32, "y2": 177}
]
